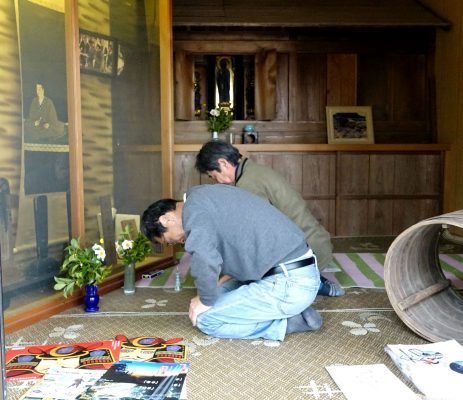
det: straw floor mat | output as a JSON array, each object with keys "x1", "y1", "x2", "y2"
[{"x1": 5, "y1": 287, "x2": 432, "y2": 400}]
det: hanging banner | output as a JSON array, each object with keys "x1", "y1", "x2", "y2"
[
  {"x1": 17, "y1": 0, "x2": 69, "y2": 195},
  {"x1": 14, "y1": 0, "x2": 69, "y2": 256}
]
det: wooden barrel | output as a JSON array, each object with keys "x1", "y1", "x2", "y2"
[{"x1": 384, "y1": 210, "x2": 463, "y2": 343}]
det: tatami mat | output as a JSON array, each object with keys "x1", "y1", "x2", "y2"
[{"x1": 6, "y1": 287, "x2": 429, "y2": 399}]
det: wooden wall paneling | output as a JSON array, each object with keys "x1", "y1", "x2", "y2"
[
  {"x1": 174, "y1": 49, "x2": 194, "y2": 120},
  {"x1": 288, "y1": 51, "x2": 297, "y2": 122},
  {"x1": 336, "y1": 153, "x2": 369, "y2": 235},
  {"x1": 248, "y1": 153, "x2": 273, "y2": 169},
  {"x1": 392, "y1": 199, "x2": 440, "y2": 235},
  {"x1": 390, "y1": 54, "x2": 427, "y2": 122},
  {"x1": 426, "y1": 49, "x2": 437, "y2": 141},
  {"x1": 272, "y1": 153, "x2": 303, "y2": 192},
  {"x1": 421, "y1": 153, "x2": 442, "y2": 195},
  {"x1": 302, "y1": 153, "x2": 336, "y2": 197},
  {"x1": 424, "y1": 0, "x2": 463, "y2": 213},
  {"x1": 300, "y1": 152, "x2": 336, "y2": 234},
  {"x1": 174, "y1": 120, "x2": 328, "y2": 144},
  {"x1": 293, "y1": 53, "x2": 327, "y2": 121},
  {"x1": 275, "y1": 53, "x2": 289, "y2": 121},
  {"x1": 393, "y1": 154, "x2": 440, "y2": 195},
  {"x1": 369, "y1": 154, "x2": 395, "y2": 195},
  {"x1": 336, "y1": 199, "x2": 369, "y2": 236},
  {"x1": 254, "y1": 49, "x2": 277, "y2": 120},
  {"x1": 304, "y1": 199, "x2": 335, "y2": 235},
  {"x1": 173, "y1": 29, "x2": 436, "y2": 54},
  {"x1": 367, "y1": 199, "x2": 394, "y2": 235},
  {"x1": 173, "y1": 152, "x2": 201, "y2": 199},
  {"x1": 326, "y1": 54, "x2": 357, "y2": 106},
  {"x1": 357, "y1": 54, "x2": 390, "y2": 121},
  {"x1": 337, "y1": 153, "x2": 370, "y2": 195}
]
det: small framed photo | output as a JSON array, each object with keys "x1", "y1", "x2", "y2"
[
  {"x1": 115, "y1": 214, "x2": 140, "y2": 240},
  {"x1": 326, "y1": 106, "x2": 374, "y2": 144},
  {"x1": 79, "y1": 30, "x2": 117, "y2": 77}
]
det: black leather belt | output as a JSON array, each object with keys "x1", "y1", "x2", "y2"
[{"x1": 263, "y1": 256, "x2": 315, "y2": 278}]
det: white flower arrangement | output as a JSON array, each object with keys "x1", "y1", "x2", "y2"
[
  {"x1": 207, "y1": 107, "x2": 233, "y2": 133},
  {"x1": 92, "y1": 243, "x2": 106, "y2": 261},
  {"x1": 115, "y1": 232, "x2": 152, "y2": 266},
  {"x1": 54, "y1": 238, "x2": 112, "y2": 298}
]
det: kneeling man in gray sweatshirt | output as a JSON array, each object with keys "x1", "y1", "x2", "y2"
[{"x1": 141, "y1": 184, "x2": 322, "y2": 341}]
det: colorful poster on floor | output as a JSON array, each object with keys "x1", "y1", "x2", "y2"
[{"x1": 5, "y1": 340, "x2": 121, "y2": 381}]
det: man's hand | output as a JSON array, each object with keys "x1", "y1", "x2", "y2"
[
  {"x1": 218, "y1": 274, "x2": 232, "y2": 286},
  {"x1": 189, "y1": 296, "x2": 211, "y2": 326}
]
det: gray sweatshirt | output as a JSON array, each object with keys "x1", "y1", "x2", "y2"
[{"x1": 183, "y1": 184, "x2": 310, "y2": 306}]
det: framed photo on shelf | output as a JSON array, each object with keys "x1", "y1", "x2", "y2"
[
  {"x1": 115, "y1": 214, "x2": 140, "y2": 240},
  {"x1": 79, "y1": 30, "x2": 117, "y2": 77},
  {"x1": 326, "y1": 106, "x2": 374, "y2": 144}
]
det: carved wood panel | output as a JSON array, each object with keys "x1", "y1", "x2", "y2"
[
  {"x1": 255, "y1": 49, "x2": 277, "y2": 120},
  {"x1": 173, "y1": 26, "x2": 435, "y2": 144}
]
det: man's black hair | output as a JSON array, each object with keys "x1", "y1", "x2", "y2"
[
  {"x1": 195, "y1": 140, "x2": 241, "y2": 173},
  {"x1": 141, "y1": 199, "x2": 177, "y2": 243}
]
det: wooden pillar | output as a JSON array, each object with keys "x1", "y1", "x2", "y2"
[{"x1": 64, "y1": 0, "x2": 85, "y2": 242}]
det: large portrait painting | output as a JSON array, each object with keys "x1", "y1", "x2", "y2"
[
  {"x1": 18, "y1": 0, "x2": 69, "y2": 195},
  {"x1": 14, "y1": 0, "x2": 69, "y2": 270}
]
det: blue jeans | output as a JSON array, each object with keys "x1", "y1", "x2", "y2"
[{"x1": 196, "y1": 264, "x2": 320, "y2": 341}]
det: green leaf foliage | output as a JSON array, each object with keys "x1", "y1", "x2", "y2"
[
  {"x1": 116, "y1": 231, "x2": 152, "y2": 266},
  {"x1": 207, "y1": 107, "x2": 233, "y2": 133},
  {"x1": 53, "y1": 237, "x2": 112, "y2": 298}
]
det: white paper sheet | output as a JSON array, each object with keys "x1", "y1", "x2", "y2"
[
  {"x1": 385, "y1": 339, "x2": 463, "y2": 400},
  {"x1": 326, "y1": 363, "x2": 420, "y2": 400}
]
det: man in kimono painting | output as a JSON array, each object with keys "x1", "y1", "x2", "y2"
[{"x1": 25, "y1": 82, "x2": 65, "y2": 143}]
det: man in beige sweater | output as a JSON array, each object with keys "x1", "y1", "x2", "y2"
[{"x1": 195, "y1": 140, "x2": 344, "y2": 297}]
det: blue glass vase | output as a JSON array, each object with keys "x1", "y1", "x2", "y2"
[{"x1": 84, "y1": 284, "x2": 100, "y2": 312}]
